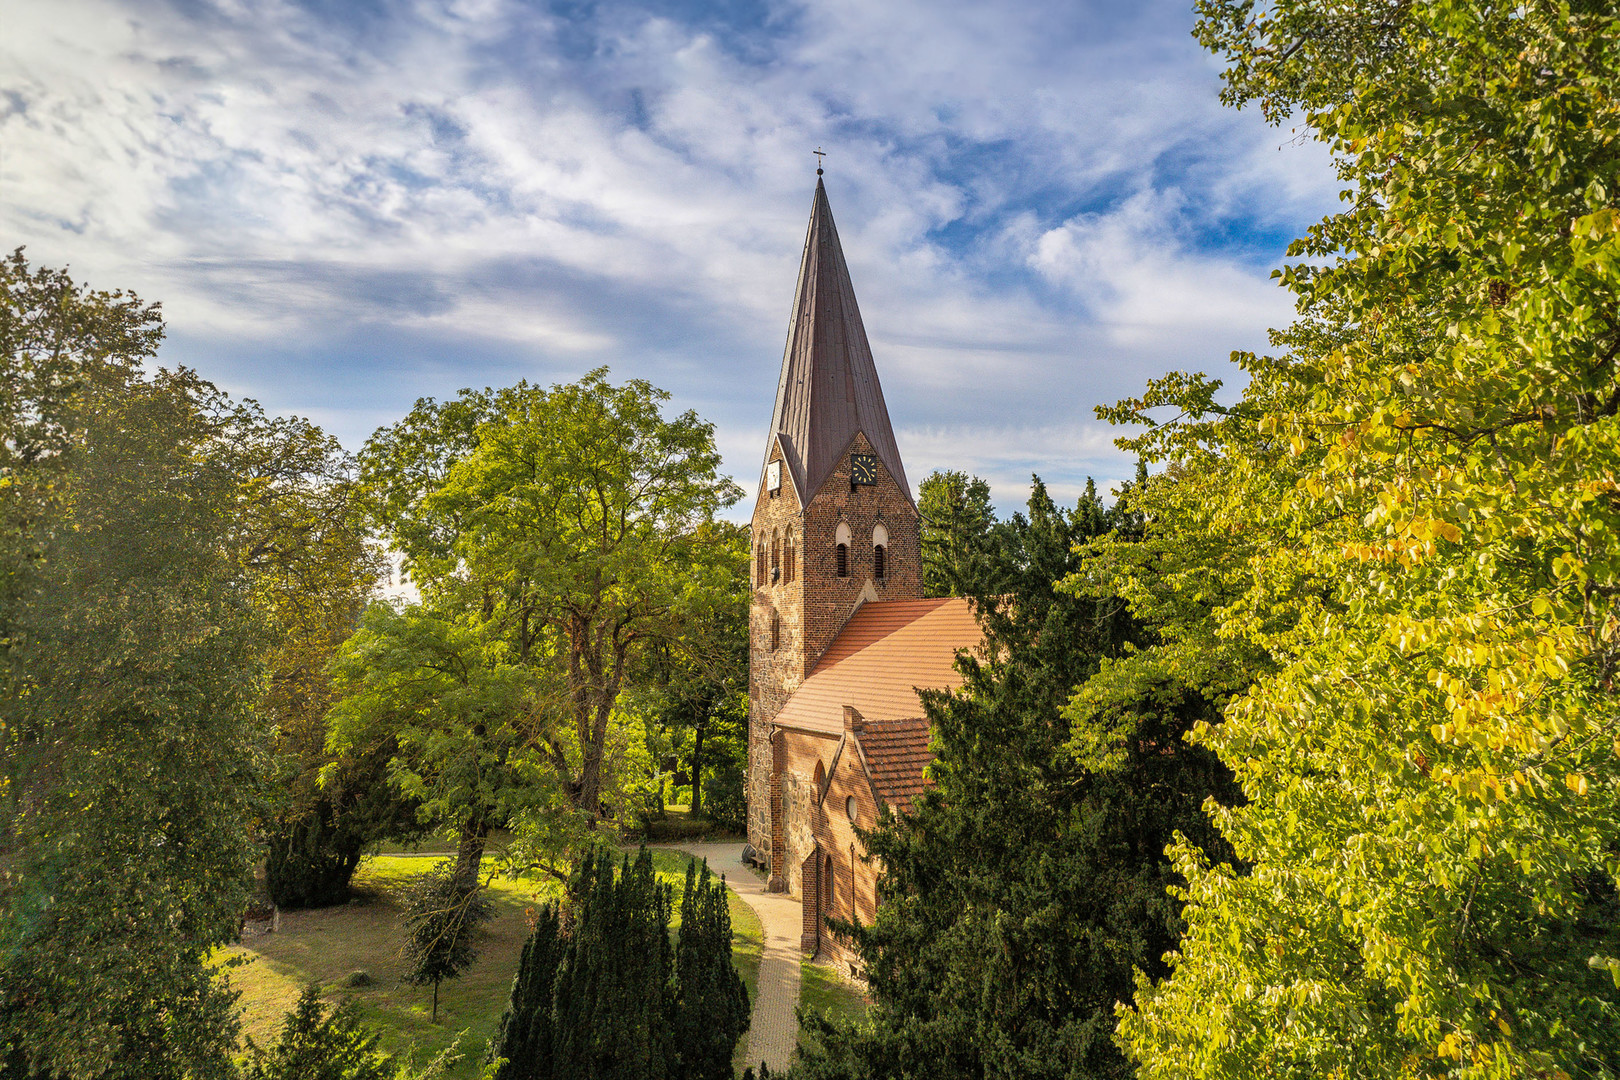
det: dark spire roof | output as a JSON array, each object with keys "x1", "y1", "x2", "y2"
[{"x1": 766, "y1": 177, "x2": 910, "y2": 503}]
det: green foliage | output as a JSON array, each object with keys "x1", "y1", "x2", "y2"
[
  {"x1": 549, "y1": 848, "x2": 675, "y2": 1079},
  {"x1": 488, "y1": 903, "x2": 565, "y2": 1080},
  {"x1": 264, "y1": 745, "x2": 424, "y2": 909},
  {"x1": 0, "y1": 251, "x2": 260, "y2": 1080},
  {"x1": 355, "y1": 370, "x2": 743, "y2": 854},
  {"x1": 400, "y1": 864, "x2": 496, "y2": 1023},
  {"x1": 1110, "y1": 3, "x2": 1620, "y2": 1077},
  {"x1": 672, "y1": 859, "x2": 750, "y2": 1080},
  {"x1": 244, "y1": 983, "x2": 402, "y2": 1080},
  {"x1": 793, "y1": 477, "x2": 1237, "y2": 1080},
  {"x1": 235, "y1": 405, "x2": 411, "y2": 910},
  {"x1": 917, "y1": 470, "x2": 998, "y2": 598},
  {"x1": 627, "y1": 525, "x2": 750, "y2": 828},
  {"x1": 487, "y1": 849, "x2": 748, "y2": 1080},
  {"x1": 327, "y1": 602, "x2": 573, "y2": 887}
]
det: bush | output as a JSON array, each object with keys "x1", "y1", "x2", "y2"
[{"x1": 244, "y1": 983, "x2": 399, "y2": 1080}]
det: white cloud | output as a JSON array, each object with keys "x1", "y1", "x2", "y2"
[{"x1": 1, "y1": 0, "x2": 1339, "y2": 495}]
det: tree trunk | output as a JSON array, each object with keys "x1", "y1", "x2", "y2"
[
  {"x1": 452, "y1": 816, "x2": 489, "y2": 892},
  {"x1": 691, "y1": 720, "x2": 705, "y2": 816}
]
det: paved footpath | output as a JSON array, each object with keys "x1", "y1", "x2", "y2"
[{"x1": 672, "y1": 842, "x2": 801, "y2": 1074}]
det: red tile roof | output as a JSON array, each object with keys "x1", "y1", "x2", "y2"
[
  {"x1": 774, "y1": 597, "x2": 983, "y2": 736},
  {"x1": 858, "y1": 716, "x2": 934, "y2": 813}
]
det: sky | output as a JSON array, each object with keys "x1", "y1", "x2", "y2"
[{"x1": 1, "y1": 0, "x2": 1340, "y2": 518}]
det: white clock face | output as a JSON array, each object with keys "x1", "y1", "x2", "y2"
[{"x1": 766, "y1": 460, "x2": 782, "y2": 492}]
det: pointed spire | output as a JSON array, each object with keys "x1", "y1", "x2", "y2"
[{"x1": 766, "y1": 178, "x2": 911, "y2": 503}]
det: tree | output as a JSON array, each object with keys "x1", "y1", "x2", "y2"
[
  {"x1": 357, "y1": 371, "x2": 743, "y2": 835},
  {"x1": 488, "y1": 903, "x2": 566, "y2": 1080},
  {"x1": 917, "y1": 470, "x2": 998, "y2": 598},
  {"x1": 629, "y1": 523, "x2": 751, "y2": 822},
  {"x1": 548, "y1": 849, "x2": 676, "y2": 1079},
  {"x1": 1111, "y1": 3, "x2": 1620, "y2": 1077},
  {"x1": 488, "y1": 850, "x2": 749, "y2": 1080},
  {"x1": 230, "y1": 406, "x2": 417, "y2": 909},
  {"x1": 671, "y1": 859, "x2": 750, "y2": 1080},
  {"x1": 793, "y1": 477, "x2": 1238, "y2": 1080},
  {"x1": 244, "y1": 983, "x2": 402, "y2": 1080},
  {"x1": 327, "y1": 603, "x2": 573, "y2": 891},
  {"x1": 400, "y1": 862, "x2": 496, "y2": 1023},
  {"x1": 0, "y1": 251, "x2": 261, "y2": 1079}
]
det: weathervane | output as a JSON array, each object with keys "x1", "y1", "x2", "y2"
[{"x1": 814, "y1": 147, "x2": 825, "y2": 176}]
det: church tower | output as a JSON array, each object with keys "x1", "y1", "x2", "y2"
[{"x1": 746, "y1": 177, "x2": 923, "y2": 864}]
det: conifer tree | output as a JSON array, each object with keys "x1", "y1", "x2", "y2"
[
  {"x1": 489, "y1": 904, "x2": 565, "y2": 1080},
  {"x1": 549, "y1": 849, "x2": 675, "y2": 1080},
  {"x1": 490, "y1": 849, "x2": 749, "y2": 1080},
  {"x1": 672, "y1": 860, "x2": 751, "y2": 1080},
  {"x1": 792, "y1": 476, "x2": 1238, "y2": 1080}
]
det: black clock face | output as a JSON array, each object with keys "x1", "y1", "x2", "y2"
[{"x1": 850, "y1": 454, "x2": 879, "y2": 485}]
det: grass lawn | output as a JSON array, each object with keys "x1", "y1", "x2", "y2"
[
  {"x1": 226, "y1": 849, "x2": 765, "y2": 1078},
  {"x1": 798, "y1": 958, "x2": 871, "y2": 1031}
]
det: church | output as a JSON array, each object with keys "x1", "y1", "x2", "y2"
[{"x1": 744, "y1": 176, "x2": 985, "y2": 973}]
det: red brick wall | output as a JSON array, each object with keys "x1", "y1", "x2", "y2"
[{"x1": 809, "y1": 723, "x2": 884, "y2": 971}]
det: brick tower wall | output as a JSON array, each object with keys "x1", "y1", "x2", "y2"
[{"x1": 746, "y1": 431, "x2": 921, "y2": 869}]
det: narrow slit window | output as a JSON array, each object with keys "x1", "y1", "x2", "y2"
[
  {"x1": 836, "y1": 543, "x2": 849, "y2": 578},
  {"x1": 771, "y1": 612, "x2": 780, "y2": 652},
  {"x1": 873, "y1": 544, "x2": 886, "y2": 580}
]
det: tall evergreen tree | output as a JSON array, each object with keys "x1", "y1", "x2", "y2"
[
  {"x1": 489, "y1": 904, "x2": 565, "y2": 1080},
  {"x1": 549, "y1": 849, "x2": 675, "y2": 1080},
  {"x1": 792, "y1": 476, "x2": 1238, "y2": 1080},
  {"x1": 672, "y1": 860, "x2": 750, "y2": 1080},
  {"x1": 490, "y1": 850, "x2": 749, "y2": 1080}
]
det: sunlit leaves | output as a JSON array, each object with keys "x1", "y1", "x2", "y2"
[{"x1": 1113, "y1": 1, "x2": 1620, "y2": 1077}]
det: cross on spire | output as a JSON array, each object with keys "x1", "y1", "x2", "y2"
[{"x1": 813, "y1": 146, "x2": 825, "y2": 175}]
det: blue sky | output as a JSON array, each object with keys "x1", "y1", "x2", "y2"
[{"x1": 2, "y1": 0, "x2": 1339, "y2": 518}]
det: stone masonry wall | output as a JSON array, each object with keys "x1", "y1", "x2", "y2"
[{"x1": 747, "y1": 432, "x2": 922, "y2": 876}]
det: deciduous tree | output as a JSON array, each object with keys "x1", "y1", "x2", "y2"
[
  {"x1": 0, "y1": 252, "x2": 261, "y2": 1079},
  {"x1": 356, "y1": 371, "x2": 742, "y2": 837},
  {"x1": 1112, "y1": 3, "x2": 1620, "y2": 1077}
]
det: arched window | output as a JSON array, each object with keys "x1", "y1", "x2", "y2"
[
  {"x1": 873, "y1": 545, "x2": 886, "y2": 580},
  {"x1": 770, "y1": 611, "x2": 780, "y2": 652},
  {"x1": 784, "y1": 530, "x2": 795, "y2": 583},
  {"x1": 872, "y1": 522, "x2": 889, "y2": 580},
  {"x1": 771, "y1": 530, "x2": 780, "y2": 583},
  {"x1": 814, "y1": 760, "x2": 825, "y2": 791},
  {"x1": 824, "y1": 852, "x2": 835, "y2": 915},
  {"x1": 756, "y1": 535, "x2": 766, "y2": 586},
  {"x1": 836, "y1": 543, "x2": 848, "y2": 577}
]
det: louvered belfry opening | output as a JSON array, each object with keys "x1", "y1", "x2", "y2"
[
  {"x1": 874, "y1": 543, "x2": 886, "y2": 580},
  {"x1": 836, "y1": 543, "x2": 849, "y2": 577}
]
